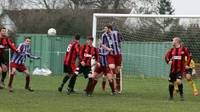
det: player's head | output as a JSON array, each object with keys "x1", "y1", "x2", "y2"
[
  {"x1": 172, "y1": 37, "x2": 182, "y2": 47},
  {"x1": 24, "y1": 36, "x2": 31, "y2": 45},
  {"x1": 103, "y1": 26, "x2": 108, "y2": 32},
  {"x1": 0, "y1": 27, "x2": 7, "y2": 37},
  {"x1": 86, "y1": 36, "x2": 93, "y2": 46},
  {"x1": 107, "y1": 25, "x2": 113, "y2": 32},
  {"x1": 74, "y1": 34, "x2": 80, "y2": 42}
]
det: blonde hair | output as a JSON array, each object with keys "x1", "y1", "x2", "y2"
[{"x1": 173, "y1": 37, "x2": 182, "y2": 44}]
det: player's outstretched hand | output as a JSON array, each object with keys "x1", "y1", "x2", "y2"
[
  {"x1": 33, "y1": 56, "x2": 41, "y2": 59},
  {"x1": 96, "y1": 62, "x2": 100, "y2": 67},
  {"x1": 16, "y1": 49, "x2": 20, "y2": 53},
  {"x1": 168, "y1": 61, "x2": 172, "y2": 64},
  {"x1": 81, "y1": 61, "x2": 85, "y2": 66},
  {"x1": 36, "y1": 56, "x2": 41, "y2": 59},
  {"x1": 108, "y1": 48, "x2": 113, "y2": 52}
]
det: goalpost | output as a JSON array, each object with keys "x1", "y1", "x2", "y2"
[{"x1": 92, "y1": 13, "x2": 200, "y2": 91}]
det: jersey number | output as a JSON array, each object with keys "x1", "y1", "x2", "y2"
[{"x1": 66, "y1": 44, "x2": 72, "y2": 52}]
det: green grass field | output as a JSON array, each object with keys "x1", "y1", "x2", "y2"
[{"x1": 0, "y1": 75, "x2": 200, "y2": 112}]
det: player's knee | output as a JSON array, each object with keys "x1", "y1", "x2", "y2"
[
  {"x1": 67, "y1": 73, "x2": 73, "y2": 77},
  {"x1": 106, "y1": 74, "x2": 113, "y2": 80},
  {"x1": 176, "y1": 79, "x2": 182, "y2": 85},
  {"x1": 109, "y1": 64, "x2": 115, "y2": 70},
  {"x1": 1, "y1": 64, "x2": 7, "y2": 72},
  {"x1": 186, "y1": 74, "x2": 191, "y2": 81},
  {"x1": 169, "y1": 82, "x2": 174, "y2": 85}
]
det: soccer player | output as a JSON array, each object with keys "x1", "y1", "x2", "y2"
[
  {"x1": 8, "y1": 37, "x2": 40, "y2": 92},
  {"x1": 0, "y1": 27, "x2": 18, "y2": 88},
  {"x1": 58, "y1": 34, "x2": 80, "y2": 92},
  {"x1": 100, "y1": 25, "x2": 122, "y2": 93},
  {"x1": 174, "y1": 57, "x2": 198, "y2": 96},
  {"x1": 185, "y1": 57, "x2": 198, "y2": 96},
  {"x1": 165, "y1": 37, "x2": 191, "y2": 100},
  {"x1": 86, "y1": 43, "x2": 116, "y2": 96},
  {"x1": 67, "y1": 36, "x2": 100, "y2": 95}
]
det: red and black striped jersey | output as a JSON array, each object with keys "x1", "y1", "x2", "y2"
[
  {"x1": 0, "y1": 35, "x2": 17, "y2": 55},
  {"x1": 79, "y1": 44, "x2": 99, "y2": 66},
  {"x1": 165, "y1": 47, "x2": 191, "y2": 74},
  {"x1": 64, "y1": 40, "x2": 80, "y2": 66}
]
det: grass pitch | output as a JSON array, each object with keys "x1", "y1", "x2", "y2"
[{"x1": 0, "y1": 75, "x2": 200, "y2": 112}]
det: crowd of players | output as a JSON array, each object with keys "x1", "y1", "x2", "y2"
[
  {"x1": 58, "y1": 25, "x2": 122, "y2": 96},
  {"x1": 0, "y1": 26, "x2": 199, "y2": 100}
]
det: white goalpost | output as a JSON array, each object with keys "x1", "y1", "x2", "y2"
[{"x1": 92, "y1": 13, "x2": 200, "y2": 92}]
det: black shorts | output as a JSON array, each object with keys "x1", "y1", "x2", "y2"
[
  {"x1": 185, "y1": 68, "x2": 192, "y2": 75},
  {"x1": 75, "y1": 65, "x2": 92, "y2": 79},
  {"x1": 64, "y1": 64, "x2": 72, "y2": 74},
  {"x1": 168, "y1": 72, "x2": 182, "y2": 82},
  {"x1": 0, "y1": 54, "x2": 6, "y2": 65}
]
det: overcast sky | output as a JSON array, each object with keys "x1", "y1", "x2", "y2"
[{"x1": 171, "y1": 0, "x2": 200, "y2": 15}]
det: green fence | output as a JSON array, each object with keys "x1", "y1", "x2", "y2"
[{"x1": 15, "y1": 34, "x2": 172, "y2": 77}]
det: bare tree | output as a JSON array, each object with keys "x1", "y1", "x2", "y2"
[
  {"x1": 24, "y1": 0, "x2": 65, "y2": 10},
  {"x1": 67, "y1": 0, "x2": 133, "y2": 9}
]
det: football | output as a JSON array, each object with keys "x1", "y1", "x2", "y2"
[{"x1": 47, "y1": 28, "x2": 56, "y2": 36}]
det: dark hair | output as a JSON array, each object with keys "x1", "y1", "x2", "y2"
[
  {"x1": 24, "y1": 36, "x2": 31, "y2": 40},
  {"x1": 74, "y1": 34, "x2": 80, "y2": 40},
  {"x1": 107, "y1": 25, "x2": 113, "y2": 30},
  {"x1": 0, "y1": 27, "x2": 6, "y2": 31},
  {"x1": 87, "y1": 36, "x2": 93, "y2": 41}
]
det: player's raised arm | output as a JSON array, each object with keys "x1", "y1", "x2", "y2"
[{"x1": 7, "y1": 38, "x2": 17, "y2": 52}]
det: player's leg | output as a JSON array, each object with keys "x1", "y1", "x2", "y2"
[
  {"x1": 85, "y1": 67, "x2": 95, "y2": 96},
  {"x1": 107, "y1": 55, "x2": 117, "y2": 93},
  {"x1": 176, "y1": 72, "x2": 184, "y2": 100},
  {"x1": 0, "y1": 64, "x2": 7, "y2": 88},
  {"x1": 58, "y1": 64, "x2": 74, "y2": 92},
  {"x1": 106, "y1": 68, "x2": 116, "y2": 95},
  {"x1": 0, "y1": 65, "x2": 3, "y2": 89},
  {"x1": 84, "y1": 70, "x2": 100, "y2": 93},
  {"x1": 23, "y1": 69, "x2": 34, "y2": 92},
  {"x1": 102, "y1": 75, "x2": 106, "y2": 93},
  {"x1": 115, "y1": 54, "x2": 122, "y2": 93},
  {"x1": 186, "y1": 72, "x2": 198, "y2": 96},
  {"x1": 67, "y1": 65, "x2": 82, "y2": 94},
  {"x1": 173, "y1": 81, "x2": 179, "y2": 96},
  {"x1": 0, "y1": 56, "x2": 6, "y2": 88},
  {"x1": 115, "y1": 66, "x2": 121, "y2": 93},
  {"x1": 8, "y1": 66, "x2": 16, "y2": 92},
  {"x1": 85, "y1": 64, "x2": 104, "y2": 95},
  {"x1": 168, "y1": 73, "x2": 175, "y2": 100}
]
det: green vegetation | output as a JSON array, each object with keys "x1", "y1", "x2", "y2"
[{"x1": 0, "y1": 75, "x2": 200, "y2": 112}]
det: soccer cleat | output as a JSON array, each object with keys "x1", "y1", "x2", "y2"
[
  {"x1": 194, "y1": 90, "x2": 198, "y2": 96},
  {"x1": 25, "y1": 87, "x2": 34, "y2": 92},
  {"x1": 67, "y1": 88, "x2": 72, "y2": 95},
  {"x1": 180, "y1": 95, "x2": 184, "y2": 101},
  {"x1": 86, "y1": 92, "x2": 93, "y2": 97},
  {"x1": 70, "y1": 89, "x2": 76, "y2": 94},
  {"x1": 58, "y1": 86, "x2": 63, "y2": 92},
  {"x1": 8, "y1": 86, "x2": 13, "y2": 92},
  {"x1": 116, "y1": 90, "x2": 122, "y2": 94},
  {"x1": 111, "y1": 91, "x2": 117, "y2": 96},
  {"x1": 0, "y1": 81, "x2": 5, "y2": 89},
  {"x1": 168, "y1": 96, "x2": 173, "y2": 100}
]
